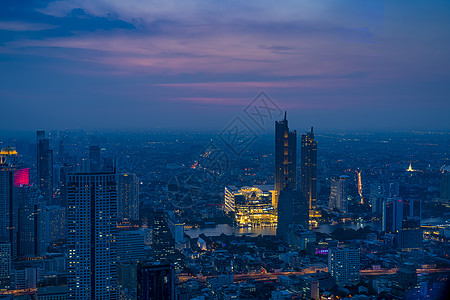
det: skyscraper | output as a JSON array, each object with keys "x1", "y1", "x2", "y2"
[
  {"x1": 441, "y1": 172, "x2": 450, "y2": 201},
  {"x1": 152, "y1": 209, "x2": 175, "y2": 262},
  {"x1": 301, "y1": 127, "x2": 317, "y2": 211},
  {"x1": 398, "y1": 218, "x2": 422, "y2": 251},
  {"x1": 329, "y1": 175, "x2": 349, "y2": 213},
  {"x1": 67, "y1": 173, "x2": 118, "y2": 299},
  {"x1": 328, "y1": 247, "x2": 360, "y2": 286},
  {"x1": 16, "y1": 185, "x2": 45, "y2": 257},
  {"x1": 0, "y1": 147, "x2": 30, "y2": 258},
  {"x1": 277, "y1": 188, "x2": 309, "y2": 241},
  {"x1": 0, "y1": 242, "x2": 11, "y2": 290},
  {"x1": 382, "y1": 197, "x2": 403, "y2": 233},
  {"x1": 37, "y1": 131, "x2": 53, "y2": 205},
  {"x1": 275, "y1": 112, "x2": 297, "y2": 195},
  {"x1": 118, "y1": 173, "x2": 140, "y2": 222},
  {"x1": 137, "y1": 261, "x2": 175, "y2": 300}
]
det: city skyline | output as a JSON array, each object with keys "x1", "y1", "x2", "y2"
[{"x1": 1, "y1": 1, "x2": 450, "y2": 131}]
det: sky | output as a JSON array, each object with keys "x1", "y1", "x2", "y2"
[{"x1": 0, "y1": 0, "x2": 449, "y2": 132}]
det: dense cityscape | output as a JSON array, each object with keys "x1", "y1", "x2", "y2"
[
  {"x1": 2, "y1": 0, "x2": 450, "y2": 299},
  {"x1": 0, "y1": 113, "x2": 449, "y2": 299}
]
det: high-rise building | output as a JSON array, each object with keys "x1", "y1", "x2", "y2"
[
  {"x1": 277, "y1": 189, "x2": 308, "y2": 241},
  {"x1": 275, "y1": 112, "x2": 297, "y2": 196},
  {"x1": 67, "y1": 173, "x2": 118, "y2": 299},
  {"x1": 118, "y1": 173, "x2": 140, "y2": 222},
  {"x1": 37, "y1": 131, "x2": 53, "y2": 205},
  {"x1": 329, "y1": 175, "x2": 349, "y2": 213},
  {"x1": 137, "y1": 261, "x2": 175, "y2": 300},
  {"x1": 301, "y1": 127, "x2": 317, "y2": 211},
  {"x1": 328, "y1": 247, "x2": 360, "y2": 286},
  {"x1": 398, "y1": 218, "x2": 422, "y2": 251},
  {"x1": 0, "y1": 242, "x2": 11, "y2": 290},
  {"x1": 0, "y1": 147, "x2": 30, "y2": 258},
  {"x1": 152, "y1": 209, "x2": 175, "y2": 262},
  {"x1": 382, "y1": 197, "x2": 403, "y2": 233},
  {"x1": 16, "y1": 185, "x2": 45, "y2": 257},
  {"x1": 89, "y1": 145, "x2": 101, "y2": 173},
  {"x1": 116, "y1": 230, "x2": 145, "y2": 263}
]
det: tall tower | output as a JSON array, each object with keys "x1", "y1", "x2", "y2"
[
  {"x1": 152, "y1": 209, "x2": 175, "y2": 262},
  {"x1": 0, "y1": 147, "x2": 30, "y2": 258},
  {"x1": 382, "y1": 197, "x2": 403, "y2": 233},
  {"x1": 329, "y1": 175, "x2": 349, "y2": 213},
  {"x1": 67, "y1": 173, "x2": 118, "y2": 299},
  {"x1": 37, "y1": 131, "x2": 53, "y2": 205},
  {"x1": 89, "y1": 145, "x2": 101, "y2": 173},
  {"x1": 137, "y1": 261, "x2": 175, "y2": 300},
  {"x1": 275, "y1": 112, "x2": 297, "y2": 195},
  {"x1": 301, "y1": 127, "x2": 317, "y2": 211},
  {"x1": 118, "y1": 173, "x2": 140, "y2": 222}
]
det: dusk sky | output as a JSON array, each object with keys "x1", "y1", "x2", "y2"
[{"x1": 1, "y1": 0, "x2": 449, "y2": 131}]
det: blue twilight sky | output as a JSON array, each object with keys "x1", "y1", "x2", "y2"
[{"x1": 0, "y1": 0, "x2": 449, "y2": 131}]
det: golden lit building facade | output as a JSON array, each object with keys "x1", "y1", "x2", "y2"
[{"x1": 224, "y1": 185, "x2": 277, "y2": 227}]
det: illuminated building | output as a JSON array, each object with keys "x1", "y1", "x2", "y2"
[
  {"x1": 224, "y1": 185, "x2": 277, "y2": 227},
  {"x1": 382, "y1": 197, "x2": 403, "y2": 233},
  {"x1": 137, "y1": 261, "x2": 175, "y2": 300},
  {"x1": 398, "y1": 218, "x2": 422, "y2": 251},
  {"x1": 118, "y1": 173, "x2": 140, "y2": 221},
  {"x1": 37, "y1": 131, "x2": 53, "y2": 205},
  {"x1": 44, "y1": 205, "x2": 66, "y2": 245},
  {"x1": 152, "y1": 209, "x2": 175, "y2": 262},
  {"x1": 301, "y1": 127, "x2": 317, "y2": 211},
  {"x1": 275, "y1": 112, "x2": 297, "y2": 199},
  {"x1": 0, "y1": 147, "x2": 30, "y2": 258},
  {"x1": 328, "y1": 247, "x2": 360, "y2": 286},
  {"x1": 67, "y1": 173, "x2": 118, "y2": 299},
  {"x1": 329, "y1": 175, "x2": 349, "y2": 213}
]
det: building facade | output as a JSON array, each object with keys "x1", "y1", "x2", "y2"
[
  {"x1": 118, "y1": 173, "x2": 140, "y2": 221},
  {"x1": 67, "y1": 173, "x2": 118, "y2": 300},
  {"x1": 301, "y1": 127, "x2": 317, "y2": 211},
  {"x1": 329, "y1": 175, "x2": 349, "y2": 213},
  {"x1": 328, "y1": 247, "x2": 360, "y2": 286},
  {"x1": 37, "y1": 131, "x2": 53, "y2": 205}
]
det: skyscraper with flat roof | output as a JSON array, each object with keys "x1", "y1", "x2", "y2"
[
  {"x1": 67, "y1": 173, "x2": 118, "y2": 299},
  {"x1": 328, "y1": 247, "x2": 360, "y2": 286},
  {"x1": 137, "y1": 261, "x2": 175, "y2": 300},
  {"x1": 301, "y1": 127, "x2": 317, "y2": 211},
  {"x1": 37, "y1": 131, "x2": 53, "y2": 205},
  {"x1": 152, "y1": 209, "x2": 175, "y2": 262},
  {"x1": 118, "y1": 173, "x2": 140, "y2": 222},
  {"x1": 329, "y1": 175, "x2": 349, "y2": 213}
]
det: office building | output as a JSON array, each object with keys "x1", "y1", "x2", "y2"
[
  {"x1": 398, "y1": 218, "x2": 422, "y2": 251},
  {"x1": 224, "y1": 185, "x2": 277, "y2": 227},
  {"x1": 277, "y1": 189, "x2": 308, "y2": 241},
  {"x1": 152, "y1": 209, "x2": 175, "y2": 262},
  {"x1": 0, "y1": 243, "x2": 11, "y2": 290},
  {"x1": 0, "y1": 147, "x2": 30, "y2": 258},
  {"x1": 44, "y1": 205, "x2": 67, "y2": 245},
  {"x1": 328, "y1": 247, "x2": 360, "y2": 286},
  {"x1": 275, "y1": 112, "x2": 297, "y2": 197},
  {"x1": 37, "y1": 131, "x2": 53, "y2": 205},
  {"x1": 118, "y1": 173, "x2": 140, "y2": 222},
  {"x1": 116, "y1": 230, "x2": 145, "y2": 262},
  {"x1": 301, "y1": 127, "x2": 317, "y2": 211},
  {"x1": 16, "y1": 185, "x2": 45, "y2": 257},
  {"x1": 137, "y1": 261, "x2": 175, "y2": 300},
  {"x1": 382, "y1": 197, "x2": 403, "y2": 233},
  {"x1": 329, "y1": 175, "x2": 349, "y2": 213},
  {"x1": 67, "y1": 173, "x2": 118, "y2": 299}
]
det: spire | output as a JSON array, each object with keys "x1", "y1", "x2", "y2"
[{"x1": 284, "y1": 111, "x2": 287, "y2": 121}]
